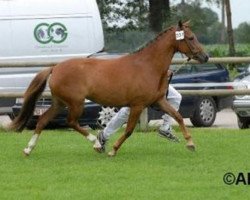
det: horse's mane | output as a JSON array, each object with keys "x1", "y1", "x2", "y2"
[{"x1": 132, "y1": 26, "x2": 174, "y2": 54}]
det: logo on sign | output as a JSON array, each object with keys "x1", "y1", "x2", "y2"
[{"x1": 34, "y1": 22, "x2": 68, "y2": 44}]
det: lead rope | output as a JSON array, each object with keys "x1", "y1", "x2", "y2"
[{"x1": 174, "y1": 53, "x2": 190, "y2": 72}]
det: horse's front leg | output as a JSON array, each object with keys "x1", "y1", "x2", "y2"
[
  {"x1": 156, "y1": 98, "x2": 195, "y2": 151},
  {"x1": 108, "y1": 106, "x2": 144, "y2": 157}
]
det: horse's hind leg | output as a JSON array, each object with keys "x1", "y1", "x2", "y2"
[
  {"x1": 108, "y1": 106, "x2": 144, "y2": 157},
  {"x1": 67, "y1": 102, "x2": 101, "y2": 147},
  {"x1": 23, "y1": 98, "x2": 63, "y2": 156},
  {"x1": 157, "y1": 98, "x2": 195, "y2": 151}
]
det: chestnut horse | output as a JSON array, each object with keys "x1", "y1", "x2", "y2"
[{"x1": 9, "y1": 21, "x2": 208, "y2": 157}]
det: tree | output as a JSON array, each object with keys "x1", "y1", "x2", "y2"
[
  {"x1": 97, "y1": 0, "x2": 172, "y2": 33},
  {"x1": 171, "y1": 1, "x2": 219, "y2": 43},
  {"x1": 96, "y1": 0, "x2": 149, "y2": 31},
  {"x1": 220, "y1": 0, "x2": 226, "y2": 43},
  {"x1": 149, "y1": 0, "x2": 170, "y2": 32},
  {"x1": 224, "y1": 0, "x2": 235, "y2": 56},
  {"x1": 96, "y1": 0, "x2": 225, "y2": 51},
  {"x1": 235, "y1": 22, "x2": 250, "y2": 43},
  {"x1": 194, "y1": 0, "x2": 235, "y2": 54}
]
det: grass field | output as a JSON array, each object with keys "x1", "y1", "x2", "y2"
[{"x1": 0, "y1": 127, "x2": 250, "y2": 200}]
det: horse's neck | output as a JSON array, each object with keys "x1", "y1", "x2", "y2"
[{"x1": 132, "y1": 29, "x2": 176, "y2": 74}]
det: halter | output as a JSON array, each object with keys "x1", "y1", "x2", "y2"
[
  {"x1": 184, "y1": 35, "x2": 201, "y2": 56},
  {"x1": 175, "y1": 27, "x2": 201, "y2": 60}
]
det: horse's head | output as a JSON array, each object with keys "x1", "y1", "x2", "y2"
[{"x1": 174, "y1": 21, "x2": 209, "y2": 63}]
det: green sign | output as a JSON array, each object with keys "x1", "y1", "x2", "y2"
[{"x1": 34, "y1": 22, "x2": 68, "y2": 44}]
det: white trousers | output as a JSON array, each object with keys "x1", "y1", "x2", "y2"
[{"x1": 103, "y1": 85, "x2": 182, "y2": 139}]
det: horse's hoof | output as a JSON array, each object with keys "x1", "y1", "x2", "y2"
[
  {"x1": 23, "y1": 148, "x2": 30, "y2": 156},
  {"x1": 93, "y1": 140, "x2": 104, "y2": 153},
  {"x1": 93, "y1": 139, "x2": 101, "y2": 149},
  {"x1": 93, "y1": 146, "x2": 104, "y2": 153},
  {"x1": 186, "y1": 144, "x2": 195, "y2": 152},
  {"x1": 108, "y1": 150, "x2": 116, "y2": 157}
]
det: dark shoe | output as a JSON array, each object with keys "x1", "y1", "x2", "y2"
[
  {"x1": 96, "y1": 130, "x2": 107, "y2": 153},
  {"x1": 158, "y1": 128, "x2": 180, "y2": 143}
]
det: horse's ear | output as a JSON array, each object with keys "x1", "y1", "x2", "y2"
[
  {"x1": 183, "y1": 20, "x2": 191, "y2": 26},
  {"x1": 178, "y1": 20, "x2": 183, "y2": 29}
]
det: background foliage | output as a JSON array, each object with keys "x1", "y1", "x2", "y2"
[{"x1": 96, "y1": 0, "x2": 250, "y2": 55}]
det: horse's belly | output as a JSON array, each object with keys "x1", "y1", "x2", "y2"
[
  {"x1": 87, "y1": 87, "x2": 158, "y2": 107},
  {"x1": 87, "y1": 91, "x2": 129, "y2": 107}
]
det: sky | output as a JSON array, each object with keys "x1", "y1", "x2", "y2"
[{"x1": 210, "y1": 0, "x2": 250, "y2": 28}]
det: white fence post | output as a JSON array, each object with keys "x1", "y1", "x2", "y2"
[{"x1": 139, "y1": 108, "x2": 148, "y2": 132}]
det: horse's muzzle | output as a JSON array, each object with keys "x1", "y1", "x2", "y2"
[{"x1": 194, "y1": 52, "x2": 209, "y2": 63}]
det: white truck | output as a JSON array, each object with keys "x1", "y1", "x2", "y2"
[{"x1": 0, "y1": 0, "x2": 105, "y2": 116}]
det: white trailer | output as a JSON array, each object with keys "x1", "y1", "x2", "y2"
[{"x1": 0, "y1": 0, "x2": 104, "y2": 62}]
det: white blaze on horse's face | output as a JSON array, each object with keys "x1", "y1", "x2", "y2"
[{"x1": 176, "y1": 21, "x2": 209, "y2": 63}]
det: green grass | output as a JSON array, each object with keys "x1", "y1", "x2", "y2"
[{"x1": 0, "y1": 127, "x2": 250, "y2": 200}]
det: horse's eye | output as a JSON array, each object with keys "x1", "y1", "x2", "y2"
[{"x1": 188, "y1": 36, "x2": 194, "y2": 40}]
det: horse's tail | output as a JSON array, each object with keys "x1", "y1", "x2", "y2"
[{"x1": 9, "y1": 67, "x2": 53, "y2": 132}]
